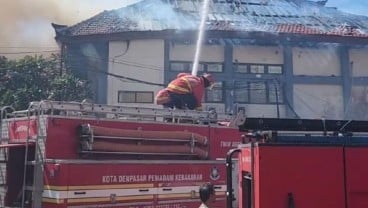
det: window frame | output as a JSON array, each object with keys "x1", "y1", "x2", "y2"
[
  {"x1": 205, "y1": 81, "x2": 224, "y2": 103},
  {"x1": 233, "y1": 63, "x2": 249, "y2": 73},
  {"x1": 169, "y1": 61, "x2": 224, "y2": 73},
  {"x1": 118, "y1": 91, "x2": 154, "y2": 104},
  {"x1": 267, "y1": 65, "x2": 284, "y2": 74},
  {"x1": 233, "y1": 63, "x2": 284, "y2": 75},
  {"x1": 233, "y1": 80, "x2": 284, "y2": 104}
]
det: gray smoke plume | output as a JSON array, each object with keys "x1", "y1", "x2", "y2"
[{"x1": 0, "y1": 0, "x2": 134, "y2": 58}]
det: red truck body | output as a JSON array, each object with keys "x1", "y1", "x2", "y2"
[
  {"x1": 0, "y1": 101, "x2": 243, "y2": 208},
  {"x1": 226, "y1": 118, "x2": 368, "y2": 208},
  {"x1": 3, "y1": 102, "x2": 368, "y2": 208}
]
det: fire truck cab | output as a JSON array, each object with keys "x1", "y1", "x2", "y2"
[{"x1": 226, "y1": 118, "x2": 368, "y2": 208}]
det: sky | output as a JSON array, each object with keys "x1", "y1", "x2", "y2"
[
  {"x1": 0, "y1": 0, "x2": 137, "y2": 58},
  {"x1": 0, "y1": 0, "x2": 367, "y2": 58},
  {"x1": 326, "y1": 0, "x2": 368, "y2": 16}
]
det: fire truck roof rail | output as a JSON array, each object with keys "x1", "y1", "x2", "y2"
[
  {"x1": 1, "y1": 106, "x2": 16, "y2": 119},
  {"x1": 240, "y1": 117, "x2": 368, "y2": 133},
  {"x1": 16, "y1": 100, "x2": 222, "y2": 123}
]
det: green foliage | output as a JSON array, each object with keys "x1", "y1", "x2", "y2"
[{"x1": 0, "y1": 55, "x2": 93, "y2": 110}]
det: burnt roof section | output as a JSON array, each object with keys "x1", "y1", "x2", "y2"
[{"x1": 53, "y1": 0, "x2": 368, "y2": 38}]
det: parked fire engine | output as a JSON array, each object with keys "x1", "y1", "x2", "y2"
[
  {"x1": 0, "y1": 100, "x2": 245, "y2": 208},
  {"x1": 226, "y1": 117, "x2": 368, "y2": 208},
  {"x1": 2, "y1": 100, "x2": 368, "y2": 208}
]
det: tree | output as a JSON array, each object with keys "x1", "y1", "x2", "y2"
[{"x1": 0, "y1": 54, "x2": 93, "y2": 110}]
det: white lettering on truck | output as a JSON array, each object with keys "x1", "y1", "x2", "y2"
[{"x1": 102, "y1": 174, "x2": 203, "y2": 184}]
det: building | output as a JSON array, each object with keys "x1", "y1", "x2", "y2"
[{"x1": 52, "y1": 0, "x2": 368, "y2": 120}]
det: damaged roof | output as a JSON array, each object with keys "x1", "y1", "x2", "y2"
[{"x1": 53, "y1": 0, "x2": 368, "y2": 39}]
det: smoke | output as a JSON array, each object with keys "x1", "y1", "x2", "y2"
[
  {"x1": 0, "y1": 0, "x2": 131, "y2": 58},
  {"x1": 114, "y1": 0, "x2": 196, "y2": 30}
]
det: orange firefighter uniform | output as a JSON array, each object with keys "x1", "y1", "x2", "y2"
[{"x1": 155, "y1": 73, "x2": 215, "y2": 110}]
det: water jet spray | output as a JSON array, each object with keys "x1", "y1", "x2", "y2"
[{"x1": 191, "y1": 0, "x2": 210, "y2": 76}]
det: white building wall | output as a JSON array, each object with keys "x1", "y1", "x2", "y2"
[
  {"x1": 233, "y1": 46, "x2": 283, "y2": 64},
  {"x1": 170, "y1": 44, "x2": 224, "y2": 62},
  {"x1": 108, "y1": 39, "x2": 164, "y2": 108},
  {"x1": 105, "y1": 41, "x2": 361, "y2": 119},
  {"x1": 293, "y1": 84, "x2": 344, "y2": 119},
  {"x1": 292, "y1": 47, "x2": 340, "y2": 76},
  {"x1": 350, "y1": 48, "x2": 368, "y2": 77}
]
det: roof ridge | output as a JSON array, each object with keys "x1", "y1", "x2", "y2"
[{"x1": 52, "y1": 0, "x2": 368, "y2": 38}]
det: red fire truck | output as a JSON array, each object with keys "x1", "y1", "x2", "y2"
[
  {"x1": 2, "y1": 100, "x2": 368, "y2": 208},
  {"x1": 226, "y1": 118, "x2": 368, "y2": 208},
  {"x1": 0, "y1": 100, "x2": 245, "y2": 208}
]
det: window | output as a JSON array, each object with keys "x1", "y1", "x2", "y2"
[
  {"x1": 268, "y1": 65, "x2": 283, "y2": 74},
  {"x1": 118, "y1": 91, "x2": 153, "y2": 103},
  {"x1": 170, "y1": 62, "x2": 188, "y2": 71},
  {"x1": 250, "y1": 65, "x2": 265, "y2": 74},
  {"x1": 189, "y1": 63, "x2": 204, "y2": 72},
  {"x1": 234, "y1": 64, "x2": 248, "y2": 73},
  {"x1": 206, "y1": 82, "x2": 223, "y2": 102},
  {"x1": 234, "y1": 81, "x2": 284, "y2": 104},
  {"x1": 233, "y1": 63, "x2": 283, "y2": 74},
  {"x1": 234, "y1": 82, "x2": 249, "y2": 103},
  {"x1": 170, "y1": 61, "x2": 223, "y2": 73},
  {"x1": 207, "y1": 63, "x2": 223, "y2": 72},
  {"x1": 170, "y1": 62, "x2": 204, "y2": 72},
  {"x1": 249, "y1": 82, "x2": 267, "y2": 103},
  {"x1": 268, "y1": 82, "x2": 283, "y2": 103}
]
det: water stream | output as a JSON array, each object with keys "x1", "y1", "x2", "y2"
[{"x1": 191, "y1": 0, "x2": 210, "y2": 76}]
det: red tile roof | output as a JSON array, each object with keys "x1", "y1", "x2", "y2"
[
  {"x1": 276, "y1": 24, "x2": 368, "y2": 37},
  {"x1": 276, "y1": 24, "x2": 323, "y2": 35}
]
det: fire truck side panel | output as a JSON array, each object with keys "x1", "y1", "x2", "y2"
[
  {"x1": 209, "y1": 126, "x2": 243, "y2": 159},
  {"x1": 237, "y1": 146, "x2": 252, "y2": 208},
  {"x1": 42, "y1": 161, "x2": 226, "y2": 208},
  {"x1": 45, "y1": 117, "x2": 242, "y2": 160},
  {"x1": 8, "y1": 119, "x2": 38, "y2": 143},
  {"x1": 45, "y1": 117, "x2": 211, "y2": 159},
  {"x1": 345, "y1": 147, "x2": 368, "y2": 208},
  {"x1": 43, "y1": 163, "x2": 69, "y2": 207},
  {"x1": 255, "y1": 145, "x2": 345, "y2": 208},
  {"x1": 45, "y1": 118, "x2": 80, "y2": 159}
]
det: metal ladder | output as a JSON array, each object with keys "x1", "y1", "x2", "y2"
[
  {"x1": 26, "y1": 100, "x2": 223, "y2": 123},
  {"x1": 18, "y1": 102, "x2": 45, "y2": 208},
  {"x1": 0, "y1": 106, "x2": 15, "y2": 208},
  {"x1": 0, "y1": 102, "x2": 47, "y2": 208}
]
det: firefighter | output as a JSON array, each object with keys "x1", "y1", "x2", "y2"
[
  {"x1": 155, "y1": 73, "x2": 215, "y2": 110},
  {"x1": 199, "y1": 182, "x2": 216, "y2": 208}
]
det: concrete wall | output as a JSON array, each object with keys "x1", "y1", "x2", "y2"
[
  {"x1": 292, "y1": 47, "x2": 340, "y2": 76},
  {"x1": 170, "y1": 44, "x2": 224, "y2": 62},
  {"x1": 233, "y1": 46, "x2": 283, "y2": 64},
  {"x1": 108, "y1": 39, "x2": 165, "y2": 108},
  {"x1": 293, "y1": 84, "x2": 344, "y2": 119},
  {"x1": 350, "y1": 48, "x2": 368, "y2": 77}
]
